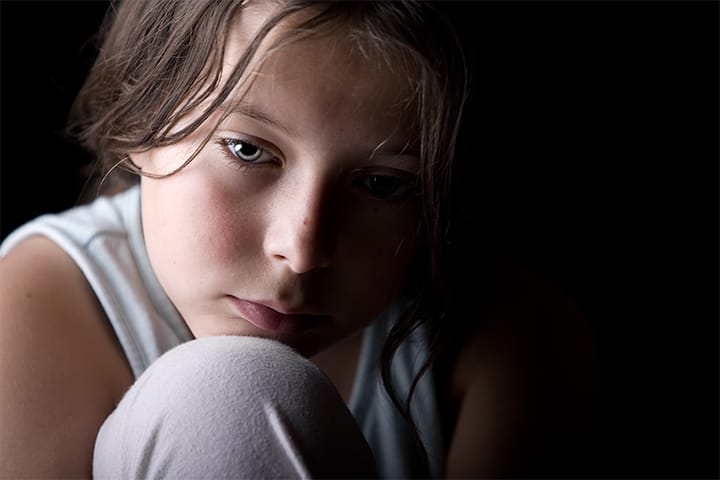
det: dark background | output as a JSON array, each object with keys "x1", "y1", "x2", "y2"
[{"x1": 1, "y1": 1, "x2": 718, "y2": 478}]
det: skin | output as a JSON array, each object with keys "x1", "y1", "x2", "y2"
[
  {"x1": 133, "y1": 9, "x2": 421, "y2": 358},
  {"x1": 0, "y1": 4, "x2": 598, "y2": 478}
]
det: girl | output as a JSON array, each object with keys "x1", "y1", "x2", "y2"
[{"x1": 0, "y1": 0, "x2": 598, "y2": 478}]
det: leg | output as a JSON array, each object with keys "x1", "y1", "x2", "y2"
[{"x1": 93, "y1": 336, "x2": 376, "y2": 479}]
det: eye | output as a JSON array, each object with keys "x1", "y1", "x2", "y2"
[
  {"x1": 222, "y1": 138, "x2": 275, "y2": 164},
  {"x1": 353, "y1": 173, "x2": 416, "y2": 201}
]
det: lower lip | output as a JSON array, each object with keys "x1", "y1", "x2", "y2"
[{"x1": 229, "y1": 297, "x2": 329, "y2": 334}]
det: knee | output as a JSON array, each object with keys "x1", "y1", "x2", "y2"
[
  {"x1": 132, "y1": 335, "x2": 334, "y2": 405},
  {"x1": 93, "y1": 336, "x2": 376, "y2": 478}
]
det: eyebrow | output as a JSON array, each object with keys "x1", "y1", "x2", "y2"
[
  {"x1": 229, "y1": 103, "x2": 419, "y2": 160},
  {"x1": 370, "y1": 138, "x2": 420, "y2": 160},
  {"x1": 230, "y1": 103, "x2": 293, "y2": 137}
]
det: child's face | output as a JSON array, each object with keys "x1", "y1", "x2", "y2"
[{"x1": 132, "y1": 6, "x2": 420, "y2": 357}]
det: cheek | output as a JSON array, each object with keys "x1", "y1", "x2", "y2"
[
  {"x1": 140, "y1": 170, "x2": 261, "y2": 298},
  {"x1": 339, "y1": 205, "x2": 420, "y2": 301}
]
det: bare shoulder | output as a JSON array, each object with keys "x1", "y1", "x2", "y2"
[
  {"x1": 445, "y1": 259, "x2": 599, "y2": 478},
  {"x1": 455, "y1": 260, "x2": 598, "y2": 380},
  {"x1": 0, "y1": 236, "x2": 133, "y2": 477}
]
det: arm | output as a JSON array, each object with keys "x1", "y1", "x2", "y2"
[
  {"x1": 0, "y1": 236, "x2": 133, "y2": 477},
  {"x1": 445, "y1": 264, "x2": 599, "y2": 478}
]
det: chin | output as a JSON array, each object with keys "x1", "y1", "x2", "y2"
[
  {"x1": 188, "y1": 321, "x2": 262, "y2": 340},
  {"x1": 186, "y1": 315, "x2": 346, "y2": 359}
]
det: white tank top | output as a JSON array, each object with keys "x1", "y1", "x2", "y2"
[{"x1": 0, "y1": 185, "x2": 444, "y2": 477}]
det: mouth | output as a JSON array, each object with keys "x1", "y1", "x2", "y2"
[{"x1": 228, "y1": 297, "x2": 331, "y2": 335}]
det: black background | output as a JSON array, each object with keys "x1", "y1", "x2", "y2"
[{"x1": 1, "y1": 1, "x2": 718, "y2": 478}]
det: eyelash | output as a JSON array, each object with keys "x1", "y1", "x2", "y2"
[
  {"x1": 215, "y1": 136, "x2": 417, "y2": 201},
  {"x1": 351, "y1": 171, "x2": 418, "y2": 201},
  {"x1": 216, "y1": 137, "x2": 279, "y2": 170}
]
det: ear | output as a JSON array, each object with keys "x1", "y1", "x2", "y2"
[
  {"x1": 127, "y1": 142, "x2": 198, "y2": 176},
  {"x1": 126, "y1": 148, "x2": 176, "y2": 177},
  {"x1": 125, "y1": 153, "x2": 144, "y2": 172},
  {"x1": 127, "y1": 151, "x2": 150, "y2": 171}
]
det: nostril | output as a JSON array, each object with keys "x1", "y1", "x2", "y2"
[{"x1": 264, "y1": 208, "x2": 334, "y2": 273}]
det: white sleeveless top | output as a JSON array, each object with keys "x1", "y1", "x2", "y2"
[{"x1": 0, "y1": 185, "x2": 444, "y2": 478}]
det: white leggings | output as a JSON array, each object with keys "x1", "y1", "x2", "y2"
[{"x1": 93, "y1": 336, "x2": 377, "y2": 479}]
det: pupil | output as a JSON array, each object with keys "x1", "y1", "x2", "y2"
[
  {"x1": 371, "y1": 176, "x2": 397, "y2": 195},
  {"x1": 236, "y1": 142, "x2": 258, "y2": 157}
]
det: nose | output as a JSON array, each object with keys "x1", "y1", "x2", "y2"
[{"x1": 263, "y1": 181, "x2": 335, "y2": 274}]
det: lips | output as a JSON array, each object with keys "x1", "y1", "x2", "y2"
[{"x1": 229, "y1": 297, "x2": 330, "y2": 334}]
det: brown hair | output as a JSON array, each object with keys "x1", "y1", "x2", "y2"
[{"x1": 69, "y1": 0, "x2": 468, "y2": 466}]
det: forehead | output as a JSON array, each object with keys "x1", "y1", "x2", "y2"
[
  {"x1": 221, "y1": 3, "x2": 417, "y2": 122},
  {"x1": 194, "y1": 2, "x2": 423, "y2": 157}
]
